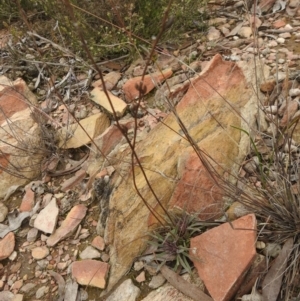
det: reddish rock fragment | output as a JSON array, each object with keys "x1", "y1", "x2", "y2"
[
  {"x1": 72, "y1": 260, "x2": 109, "y2": 289},
  {"x1": 123, "y1": 68, "x2": 173, "y2": 101},
  {"x1": 0, "y1": 76, "x2": 41, "y2": 199},
  {"x1": 280, "y1": 100, "x2": 298, "y2": 127},
  {"x1": 167, "y1": 151, "x2": 224, "y2": 221},
  {"x1": 260, "y1": 80, "x2": 276, "y2": 93},
  {"x1": 190, "y1": 214, "x2": 257, "y2": 301},
  {"x1": 273, "y1": 19, "x2": 286, "y2": 29},
  {"x1": 47, "y1": 204, "x2": 87, "y2": 247},
  {"x1": 0, "y1": 77, "x2": 32, "y2": 124},
  {"x1": 136, "y1": 271, "x2": 146, "y2": 283},
  {"x1": 31, "y1": 246, "x2": 49, "y2": 260},
  {"x1": 19, "y1": 186, "x2": 35, "y2": 212},
  {"x1": 0, "y1": 232, "x2": 15, "y2": 260},
  {"x1": 91, "y1": 236, "x2": 105, "y2": 251}
]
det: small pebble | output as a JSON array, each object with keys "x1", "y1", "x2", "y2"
[
  {"x1": 134, "y1": 261, "x2": 144, "y2": 271},
  {"x1": 136, "y1": 271, "x2": 146, "y2": 283},
  {"x1": 148, "y1": 274, "x2": 166, "y2": 289},
  {"x1": 276, "y1": 37, "x2": 285, "y2": 44},
  {"x1": 289, "y1": 89, "x2": 300, "y2": 97},
  {"x1": 256, "y1": 241, "x2": 266, "y2": 249},
  {"x1": 263, "y1": 242, "x2": 281, "y2": 257},
  {"x1": 8, "y1": 251, "x2": 17, "y2": 261}
]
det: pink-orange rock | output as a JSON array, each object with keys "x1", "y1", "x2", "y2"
[
  {"x1": 123, "y1": 68, "x2": 173, "y2": 101},
  {"x1": 167, "y1": 151, "x2": 223, "y2": 220},
  {"x1": 19, "y1": 186, "x2": 35, "y2": 212},
  {"x1": 280, "y1": 100, "x2": 298, "y2": 127},
  {"x1": 136, "y1": 271, "x2": 146, "y2": 283},
  {"x1": 0, "y1": 232, "x2": 15, "y2": 260},
  {"x1": 31, "y1": 246, "x2": 50, "y2": 260},
  {"x1": 91, "y1": 236, "x2": 105, "y2": 251},
  {"x1": 11, "y1": 279, "x2": 23, "y2": 291},
  {"x1": 0, "y1": 77, "x2": 31, "y2": 124},
  {"x1": 190, "y1": 214, "x2": 257, "y2": 301},
  {"x1": 273, "y1": 19, "x2": 286, "y2": 29},
  {"x1": 0, "y1": 76, "x2": 41, "y2": 199},
  {"x1": 47, "y1": 204, "x2": 87, "y2": 247},
  {"x1": 72, "y1": 259, "x2": 109, "y2": 288},
  {"x1": 260, "y1": 80, "x2": 276, "y2": 93}
]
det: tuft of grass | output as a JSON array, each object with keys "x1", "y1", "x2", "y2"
[
  {"x1": 227, "y1": 73, "x2": 300, "y2": 300},
  {"x1": 148, "y1": 210, "x2": 219, "y2": 273}
]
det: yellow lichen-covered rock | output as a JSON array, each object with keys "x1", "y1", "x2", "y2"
[{"x1": 101, "y1": 54, "x2": 268, "y2": 293}]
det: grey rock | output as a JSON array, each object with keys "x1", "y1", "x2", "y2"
[
  {"x1": 105, "y1": 279, "x2": 140, "y2": 301},
  {"x1": 79, "y1": 246, "x2": 101, "y2": 260},
  {"x1": 133, "y1": 261, "x2": 144, "y2": 271},
  {"x1": 20, "y1": 283, "x2": 36, "y2": 293},
  {"x1": 141, "y1": 283, "x2": 193, "y2": 301},
  {"x1": 0, "y1": 291, "x2": 14, "y2": 301},
  {"x1": 148, "y1": 274, "x2": 166, "y2": 289},
  {"x1": 64, "y1": 279, "x2": 78, "y2": 301},
  {"x1": 36, "y1": 259, "x2": 49, "y2": 269},
  {"x1": 0, "y1": 202, "x2": 8, "y2": 222},
  {"x1": 79, "y1": 289, "x2": 88, "y2": 301},
  {"x1": 36, "y1": 286, "x2": 49, "y2": 299},
  {"x1": 27, "y1": 228, "x2": 39, "y2": 242},
  {"x1": 263, "y1": 242, "x2": 282, "y2": 258}
]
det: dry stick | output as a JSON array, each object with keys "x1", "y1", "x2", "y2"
[
  {"x1": 27, "y1": 32, "x2": 81, "y2": 61},
  {"x1": 63, "y1": 0, "x2": 173, "y2": 227},
  {"x1": 160, "y1": 265, "x2": 213, "y2": 301},
  {"x1": 265, "y1": 28, "x2": 300, "y2": 34},
  {"x1": 130, "y1": 0, "x2": 176, "y2": 226}
]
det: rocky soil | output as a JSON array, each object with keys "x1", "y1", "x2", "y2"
[{"x1": 0, "y1": 0, "x2": 300, "y2": 300}]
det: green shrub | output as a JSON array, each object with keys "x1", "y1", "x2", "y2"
[{"x1": 2, "y1": 0, "x2": 208, "y2": 58}]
